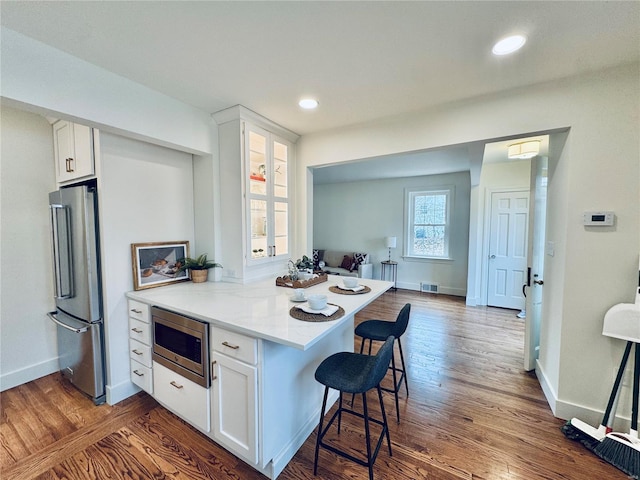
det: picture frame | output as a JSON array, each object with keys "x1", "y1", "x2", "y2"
[{"x1": 131, "y1": 241, "x2": 190, "y2": 291}]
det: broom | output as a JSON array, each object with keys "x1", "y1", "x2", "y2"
[
  {"x1": 562, "y1": 341, "x2": 632, "y2": 450},
  {"x1": 594, "y1": 342, "x2": 640, "y2": 479}
]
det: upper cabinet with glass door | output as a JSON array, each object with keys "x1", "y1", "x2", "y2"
[
  {"x1": 246, "y1": 124, "x2": 291, "y2": 265},
  {"x1": 213, "y1": 106, "x2": 298, "y2": 283}
]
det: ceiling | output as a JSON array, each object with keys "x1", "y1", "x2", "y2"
[{"x1": 1, "y1": 1, "x2": 638, "y2": 181}]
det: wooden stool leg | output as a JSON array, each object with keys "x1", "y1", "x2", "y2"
[{"x1": 314, "y1": 386, "x2": 329, "y2": 475}]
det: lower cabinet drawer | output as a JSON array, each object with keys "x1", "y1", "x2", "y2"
[
  {"x1": 211, "y1": 326, "x2": 258, "y2": 365},
  {"x1": 130, "y1": 359, "x2": 153, "y2": 394},
  {"x1": 153, "y1": 361, "x2": 210, "y2": 432},
  {"x1": 129, "y1": 338, "x2": 152, "y2": 368}
]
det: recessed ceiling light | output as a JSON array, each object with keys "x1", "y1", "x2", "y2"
[
  {"x1": 299, "y1": 98, "x2": 319, "y2": 110},
  {"x1": 492, "y1": 35, "x2": 527, "y2": 56}
]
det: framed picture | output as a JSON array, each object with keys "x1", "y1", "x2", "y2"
[{"x1": 131, "y1": 241, "x2": 190, "y2": 291}]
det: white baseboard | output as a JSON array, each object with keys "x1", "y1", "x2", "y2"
[
  {"x1": 0, "y1": 357, "x2": 59, "y2": 392},
  {"x1": 106, "y1": 378, "x2": 141, "y2": 405}
]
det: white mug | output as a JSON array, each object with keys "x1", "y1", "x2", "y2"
[{"x1": 293, "y1": 288, "x2": 305, "y2": 300}]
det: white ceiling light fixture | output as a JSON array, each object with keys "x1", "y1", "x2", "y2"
[
  {"x1": 299, "y1": 98, "x2": 319, "y2": 110},
  {"x1": 492, "y1": 34, "x2": 527, "y2": 55},
  {"x1": 508, "y1": 140, "x2": 540, "y2": 159}
]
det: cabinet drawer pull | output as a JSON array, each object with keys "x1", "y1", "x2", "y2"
[
  {"x1": 222, "y1": 341, "x2": 240, "y2": 350},
  {"x1": 211, "y1": 360, "x2": 217, "y2": 381},
  {"x1": 132, "y1": 349, "x2": 143, "y2": 356},
  {"x1": 170, "y1": 381, "x2": 183, "y2": 389},
  {"x1": 131, "y1": 327, "x2": 143, "y2": 333},
  {"x1": 130, "y1": 309, "x2": 142, "y2": 314},
  {"x1": 133, "y1": 370, "x2": 144, "y2": 377}
]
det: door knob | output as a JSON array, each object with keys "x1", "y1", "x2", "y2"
[
  {"x1": 490, "y1": 254, "x2": 496, "y2": 259},
  {"x1": 534, "y1": 279, "x2": 544, "y2": 285}
]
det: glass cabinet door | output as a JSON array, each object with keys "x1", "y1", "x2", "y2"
[{"x1": 245, "y1": 124, "x2": 291, "y2": 263}]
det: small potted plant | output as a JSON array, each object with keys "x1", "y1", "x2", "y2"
[
  {"x1": 295, "y1": 255, "x2": 315, "y2": 273},
  {"x1": 177, "y1": 254, "x2": 222, "y2": 283}
]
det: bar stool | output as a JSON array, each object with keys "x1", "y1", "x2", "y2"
[
  {"x1": 313, "y1": 336, "x2": 395, "y2": 480},
  {"x1": 355, "y1": 303, "x2": 411, "y2": 422}
]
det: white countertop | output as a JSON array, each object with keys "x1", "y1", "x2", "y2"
[{"x1": 126, "y1": 275, "x2": 393, "y2": 350}]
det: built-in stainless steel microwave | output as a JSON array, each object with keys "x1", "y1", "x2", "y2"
[{"x1": 151, "y1": 306, "x2": 210, "y2": 387}]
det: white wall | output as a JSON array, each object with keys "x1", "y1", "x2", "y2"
[
  {"x1": 1, "y1": 28, "x2": 212, "y2": 156},
  {"x1": 313, "y1": 172, "x2": 471, "y2": 295},
  {"x1": 98, "y1": 133, "x2": 195, "y2": 404},
  {"x1": 0, "y1": 106, "x2": 58, "y2": 390},
  {"x1": 297, "y1": 64, "x2": 640, "y2": 426}
]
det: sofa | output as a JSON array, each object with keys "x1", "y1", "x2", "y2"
[{"x1": 313, "y1": 249, "x2": 373, "y2": 279}]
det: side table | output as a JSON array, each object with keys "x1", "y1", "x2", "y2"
[{"x1": 380, "y1": 260, "x2": 398, "y2": 291}]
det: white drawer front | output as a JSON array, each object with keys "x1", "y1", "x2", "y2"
[
  {"x1": 129, "y1": 338, "x2": 152, "y2": 368},
  {"x1": 128, "y1": 300, "x2": 149, "y2": 323},
  {"x1": 153, "y1": 361, "x2": 210, "y2": 432},
  {"x1": 130, "y1": 359, "x2": 153, "y2": 394},
  {"x1": 129, "y1": 318, "x2": 151, "y2": 345},
  {"x1": 211, "y1": 326, "x2": 258, "y2": 365}
]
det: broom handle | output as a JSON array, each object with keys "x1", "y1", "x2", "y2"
[
  {"x1": 603, "y1": 341, "x2": 633, "y2": 426},
  {"x1": 631, "y1": 342, "x2": 639, "y2": 437}
]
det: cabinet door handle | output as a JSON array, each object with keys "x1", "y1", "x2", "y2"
[
  {"x1": 131, "y1": 328, "x2": 143, "y2": 333},
  {"x1": 222, "y1": 341, "x2": 239, "y2": 350},
  {"x1": 133, "y1": 370, "x2": 144, "y2": 377},
  {"x1": 170, "y1": 380, "x2": 183, "y2": 389},
  {"x1": 130, "y1": 309, "x2": 142, "y2": 314},
  {"x1": 211, "y1": 360, "x2": 217, "y2": 381},
  {"x1": 66, "y1": 158, "x2": 75, "y2": 172},
  {"x1": 132, "y1": 349, "x2": 143, "y2": 356},
  {"x1": 272, "y1": 245, "x2": 276, "y2": 256}
]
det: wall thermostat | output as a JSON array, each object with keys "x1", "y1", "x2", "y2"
[{"x1": 583, "y1": 211, "x2": 614, "y2": 226}]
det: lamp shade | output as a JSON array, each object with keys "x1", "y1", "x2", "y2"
[
  {"x1": 386, "y1": 236, "x2": 397, "y2": 249},
  {"x1": 508, "y1": 141, "x2": 540, "y2": 159}
]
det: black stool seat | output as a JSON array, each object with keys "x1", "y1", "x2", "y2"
[
  {"x1": 313, "y1": 336, "x2": 395, "y2": 480},
  {"x1": 355, "y1": 303, "x2": 411, "y2": 423}
]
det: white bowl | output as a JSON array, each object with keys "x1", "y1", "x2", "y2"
[
  {"x1": 307, "y1": 294, "x2": 328, "y2": 310},
  {"x1": 343, "y1": 277, "x2": 359, "y2": 288}
]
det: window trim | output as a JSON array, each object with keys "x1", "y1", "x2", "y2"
[{"x1": 404, "y1": 186, "x2": 453, "y2": 260}]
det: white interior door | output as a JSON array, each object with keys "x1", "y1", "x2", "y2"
[
  {"x1": 487, "y1": 191, "x2": 529, "y2": 309},
  {"x1": 524, "y1": 157, "x2": 548, "y2": 371}
]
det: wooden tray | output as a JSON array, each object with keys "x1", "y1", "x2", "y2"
[{"x1": 276, "y1": 272, "x2": 328, "y2": 289}]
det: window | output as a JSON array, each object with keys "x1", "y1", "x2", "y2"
[{"x1": 406, "y1": 188, "x2": 451, "y2": 259}]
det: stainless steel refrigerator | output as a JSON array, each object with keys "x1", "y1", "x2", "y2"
[{"x1": 47, "y1": 182, "x2": 106, "y2": 404}]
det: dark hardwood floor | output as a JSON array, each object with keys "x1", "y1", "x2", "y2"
[{"x1": 1, "y1": 290, "x2": 625, "y2": 479}]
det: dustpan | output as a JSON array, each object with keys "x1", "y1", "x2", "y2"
[{"x1": 602, "y1": 268, "x2": 640, "y2": 342}]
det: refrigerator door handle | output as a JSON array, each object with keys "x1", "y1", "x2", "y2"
[
  {"x1": 50, "y1": 204, "x2": 74, "y2": 299},
  {"x1": 47, "y1": 311, "x2": 89, "y2": 334}
]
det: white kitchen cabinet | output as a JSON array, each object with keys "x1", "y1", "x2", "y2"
[
  {"x1": 154, "y1": 361, "x2": 210, "y2": 432},
  {"x1": 53, "y1": 120, "x2": 95, "y2": 183},
  {"x1": 210, "y1": 325, "x2": 259, "y2": 464},
  {"x1": 127, "y1": 300, "x2": 152, "y2": 394},
  {"x1": 213, "y1": 106, "x2": 298, "y2": 283}
]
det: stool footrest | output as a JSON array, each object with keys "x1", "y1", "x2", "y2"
[{"x1": 318, "y1": 404, "x2": 390, "y2": 469}]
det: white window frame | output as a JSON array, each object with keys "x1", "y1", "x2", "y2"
[{"x1": 404, "y1": 187, "x2": 453, "y2": 260}]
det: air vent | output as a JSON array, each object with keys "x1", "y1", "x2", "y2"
[{"x1": 420, "y1": 282, "x2": 439, "y2": 294}]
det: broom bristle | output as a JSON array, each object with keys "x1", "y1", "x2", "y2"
[
  {"x1": 561, "y1": 421, "x2": 601, "y2": 452},
  {"x1": 594, "y1": 434, "x2": 640, "y2": 479}
]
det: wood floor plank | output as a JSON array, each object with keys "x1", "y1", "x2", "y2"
[{"x1": 1, "y1": 290, "x2": 628, "y2": 480}]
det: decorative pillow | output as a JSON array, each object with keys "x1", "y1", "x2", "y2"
[
  {"x1": 353, "y1": 252, "x2": 369, "y2": 266},
  {"x1": 340, "y1": 255, "x2": 353, "y2": 270},
  {"x1": 313, "y1": 249, "x2": 320, "y2": 268}
]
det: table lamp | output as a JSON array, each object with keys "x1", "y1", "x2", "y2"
[{"x1": 386, "y1": 236, "x2": 397, "y2": 261}]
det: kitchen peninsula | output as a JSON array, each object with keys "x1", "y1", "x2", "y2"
[{"x1": 126, "y1": 276, "x2": 393, "y2": 479}]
